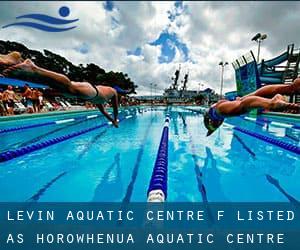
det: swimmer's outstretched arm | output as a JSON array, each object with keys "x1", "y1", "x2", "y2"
[
  {"x1": 96, "y1": 104, "x2": 118, "y2": 128},
  {"x1": 111, "y1": 92, "x2": 119, "y2": 125}
]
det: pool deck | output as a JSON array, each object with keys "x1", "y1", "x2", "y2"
[
  {"x1": 0, "y1": 108, "x2": 98, "y2": 122},
  {"x1": 262, "y1": 111, "x2": 300, "y2": 121}
]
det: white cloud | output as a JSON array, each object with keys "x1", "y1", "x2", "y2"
[{"x1": 0, "y1": 1, "x2": 299, "y2": 96}]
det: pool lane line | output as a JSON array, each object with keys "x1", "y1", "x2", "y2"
[
  {"x1": 242, "y1": 116, "x2": 300, "y2": 130},
  {"x1": 266, "y1": 175, "x2": 299, "y2": 205},
  {"x1": 78, "y1": 108, "x2": 146, "y2": 159},
  {"x1": 257, "y1": 117, "x2": 300, "y2": 130},
  {"x1": 237, "y1": 116, "x2": 300, "y2": 145},
  {"x1": 92, "y1": 153, "x2": 121, "y2": 202},
  {"x1": 0, "y1": 107, "x2": 140, "y2": 135},
  {"x1": 0, "y1": 112, "x2": 137, "y2": 163},
  {"x1": 2, "y1": 116, "x2": 103, "y2": 153},
  {"x1": 233, "y1": 126, "x2": 300, "y2": 155},
  {"x1": 0, "y1": 113, "x2": 101, "y2": 135},
  {"x1": 77, "y1": 129, "x2": 108, "y2": 160},
  {"x1": 182, "y1": 114, "x2": 215, "y2": 223},
  {"x1": 2, "y1": 109, "x2": 130, "y2": 152},
  {"x1": 233, "y1": 133, "x2": 256, "y2": 158},
  {"x1": 20, "y1": 109, "x2": 141, "y2": 201},
  {"x1": 177, "y1": 109, "x2": 299, "y2": 154},
  {"x1": 147, "y1": 116, "x2": 170, "y2": 202},
  {"x1": 179, "y1": 106, "x2": 300, "y2": 130},
  {"x1": 27, "y1": 172, "x2": 67, "y2": 202},
  {"x1": 122, "y1": 117, "x2": 154, "y2": 203},
  {"x1": 179, "y1": 107, "x2": 205, "y2": 114},
  {"x1": 179, "y1": 113, "x2": 208, "y2": 203}
]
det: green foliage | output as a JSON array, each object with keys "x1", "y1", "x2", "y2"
[{"x1": 0, "y1": 40, "x2": 135, "y2": 92}]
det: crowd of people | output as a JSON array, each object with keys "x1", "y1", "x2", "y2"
[{"x1": 0, "y1": 84, "x2": 44, "y2": 116}]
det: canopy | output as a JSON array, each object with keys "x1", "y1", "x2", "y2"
[{"x1": 0, "y1": 77, "x2": 48, "y2": 89}]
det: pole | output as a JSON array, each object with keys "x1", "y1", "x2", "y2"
[
  {"x1": 220, "y1": 65, "x2": 224, "y2": 99},
  {"x1": 150, "y1": 83, "x2": 153, "y2": 105},
  {"x1": 257, "y1": 39, "x2": 261, "y2": 63}
]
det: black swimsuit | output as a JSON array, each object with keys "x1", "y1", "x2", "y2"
[{"x1": 85, "y1": 83, "x2": 99, "y2": 101}]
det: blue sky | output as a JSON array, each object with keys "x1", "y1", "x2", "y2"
[
  {"x1": 126, "y1": 1, "x2": 189, "y2": 64},
  {"x1": 1, "y1": 1, "x2": 299, "y2": 95}
]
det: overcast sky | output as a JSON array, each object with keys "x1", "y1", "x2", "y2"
[{"x1": 0, "y1": 1, "x2": 299, "y2": 95}]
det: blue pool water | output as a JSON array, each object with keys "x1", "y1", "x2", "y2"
[{"x1": 0, "y1": 106, "x2": 299, "y2": 202}]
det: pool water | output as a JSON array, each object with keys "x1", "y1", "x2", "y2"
[{"x1": 0, "y1": 106, "x2": 299, "y2": 202}]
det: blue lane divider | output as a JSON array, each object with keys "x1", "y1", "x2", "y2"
[
  {"x1": 234, "y1": 126, "x2": 300, "y2": 155},
  {"x1": 147, "y1": 116, "x2": 170, "y2": 202},
  {"x1": 0, "y1": 113, "x2": 135, "y2": 163},
  {"x1": 0, "y1": 113, "x2": 101, "y2": 134}
]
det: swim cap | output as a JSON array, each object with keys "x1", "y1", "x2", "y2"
[{"x1": 203, "y1": 110, "x2": 224, "y2": 136}]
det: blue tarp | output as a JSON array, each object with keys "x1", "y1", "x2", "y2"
[{"x1": 0, "y1": 77, "x2": 48, "y2": 89}]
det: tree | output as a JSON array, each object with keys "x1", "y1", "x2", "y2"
[{"x1": 0, "y1": 40, "x2": 136, "y2": 92}]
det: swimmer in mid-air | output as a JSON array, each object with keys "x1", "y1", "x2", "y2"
[
  {"x1": 3, "y1": 57, "x2": 133, "y2": 127},
  {"x1": 204, "y1": 78, "x2": 300, "y2": 136}
]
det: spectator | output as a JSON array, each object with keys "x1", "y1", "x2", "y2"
[
  {"x1": 31, "y1": 88, "x2": 39, "y2": 112},
  {"x1": 3, "y1": 85, "x2": 16, "y2": 115},
  {"x1": 22, "y1": 84, "x2": 34, "y2": 113},
  {"x1": 37, "y1": 89, "x2": 44, "y2": 112},
  {"x1": 0, "y1": 89, "x2": 7, "y2": 116}
]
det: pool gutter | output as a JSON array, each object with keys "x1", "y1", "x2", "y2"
[
  {"x1": 261, "y1": 112, "x2": 300, "y2": 121},
  {"x1": 0, "y1": 109, "x2": 98, "y2": 122}
]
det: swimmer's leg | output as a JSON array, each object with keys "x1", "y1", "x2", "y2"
[
  {"x1": 4, "y1": 59, "x2": 76, "y2": 93},
  {"x1": 218, "y1": 94, "x2": 300, "y2": 115},
  {"x1": 242, "y1": 78, "x2": 300, "y2": 99}
]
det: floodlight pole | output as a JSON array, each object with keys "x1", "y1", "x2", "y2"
[
  {"x1": 219, "y1": 61, "x2": 228, "y2": 99},
  {"x1": 252, "y1": 33, "x2": 267, "y2": 63},
  {"x1": 257, "y1": 39, "x2": 261, "y2": 63}
]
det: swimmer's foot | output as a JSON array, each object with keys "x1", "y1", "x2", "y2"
[
  {"x1": 270, "y1": 95, "x2": 300, "y2": 113},
  {"x1": 3, "y1": 59, "x2": 37, "y2": 77},
  {"x1": 0, "y1": 52, "x2": 23, "y2": 68}
]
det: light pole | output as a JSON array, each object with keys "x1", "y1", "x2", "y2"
[
  {"x1": 154, "y1": 84, "x2": 157, "y2": 101},
  {"x1": 219, "y1": 61, "x2": 228, "y2": 99},
  {"x1": 251, "y1": 33, "x2": 267, "y2": 63},
  {"x1": 150, "y1": 83, "x2": 153, "y2": 99}
]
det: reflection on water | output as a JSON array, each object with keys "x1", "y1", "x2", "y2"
[
  {"x1": 92, "y1": 153, "x2": 123, "y2": 202},
  {"x1": 266, "y1": 174, "x2": 299, "y2": 205}
]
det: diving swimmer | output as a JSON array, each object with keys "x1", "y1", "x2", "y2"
[
  {"x1": 204, "y1": 78, "x2": 300, "y2": 136},
  {"x1": 3, "y1": 57, "x2": 133, "y2": 127}
]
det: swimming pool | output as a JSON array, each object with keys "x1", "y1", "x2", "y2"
[{"x1": 0, "y1": 106, "x2": 299, "y2": 202}]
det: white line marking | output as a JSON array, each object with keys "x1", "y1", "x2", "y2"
[
  {"x1": 87, "y1": 115, "x2": 98, "y2": 119},
  {"x1": 270, "y1": 121, "x2": 293, "y2": 128},
  {"x1": 55, "y1": 119, "x2": 75, "y2": 124}
]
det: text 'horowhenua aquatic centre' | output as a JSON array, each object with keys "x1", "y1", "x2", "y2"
[{"x1": 0, "y1": 1, "x2": 299, "y2": 250}]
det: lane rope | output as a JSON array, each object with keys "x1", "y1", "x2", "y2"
[
  {"x1": 0, "y1": 112, "x2": 137, "y2": 163},
  {"x1": 147, "y1": 116, "x2": 170, "y2": 202}
]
